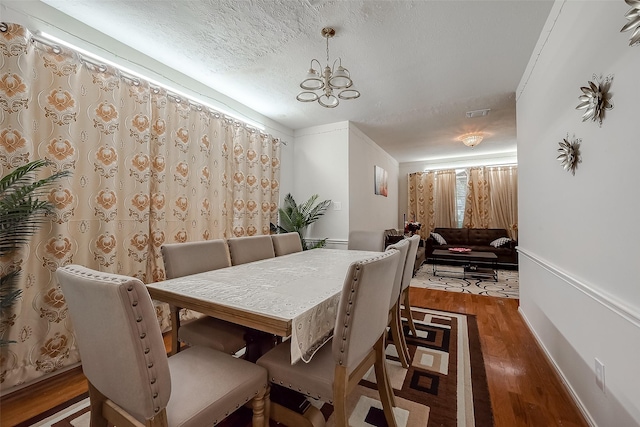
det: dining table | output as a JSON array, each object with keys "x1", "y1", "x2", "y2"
[{"x1": 146, "y1": 247, "x2": 381, "y2": 364}]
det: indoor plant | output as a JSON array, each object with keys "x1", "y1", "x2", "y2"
[
  {"x1": 271, "y1": 193, "x2": 331, "y2": 250},
  {"x1": 0, "y1": 160, "x2": 70, "y2": 346}
]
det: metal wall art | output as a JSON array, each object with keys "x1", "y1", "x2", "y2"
[
  {"x1": 621, "y1": 0, "x2": 640, "y2": 46},
  {"x1": 576, "y1": 74, "x2": 613, "y2": 127},
  {"x1": 557, "y1": 134, "x2": 582, "y2": 176}
]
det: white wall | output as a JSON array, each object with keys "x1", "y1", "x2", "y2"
[
  {"x1": 517, "y1": 1, "x2": 640, "y2": 426},
  {"x1": 293, "y1": 122, "x2": 350, "y2": 247},
  {"x1": 292, "y1": 122, "x2": 399, "y2": 248},
  {"x1": 348, "y1": 124, "x2": 399, "y2": 234}
]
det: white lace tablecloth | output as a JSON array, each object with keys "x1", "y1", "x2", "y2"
[{"x1": 147, "y1": 248, "x2": 379, "y2": 364}]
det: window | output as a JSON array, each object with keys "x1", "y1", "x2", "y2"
[{"x1": 455, "y1": 170, "x2": 467, "y2": 228}]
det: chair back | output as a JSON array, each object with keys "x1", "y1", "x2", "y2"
[
  {"x1": 347, "y1": 230, "x2": 385, "y2": 251},
  {"x1": 56, "y1": 265, "x2": 170, "y2": 422},
  {"x1": 271, "y1": 232, "x2": 303, "y2": 256},
  {"x1": 385, "y1": 238, "x2": 410, "y2": 310},
  {"x1": 401, "y1": 235, "x2": 421, "y2": 291},
  {"x1": 161, "y1": 239, "x2": 230, "y2": 279},
  {"x1": 227, "y1": 235, "x2": 275, "y2": 265},
  {"x1": 332, "y1": 250, "x2": 400, "y2": 368}
]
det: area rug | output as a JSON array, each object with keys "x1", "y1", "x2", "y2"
[
  {"x1": 21, "y1": 307, "x2": 493, "y2": 427},
  {"x1": 411, "y1": 263, "x2": 519, "y2": 299}
]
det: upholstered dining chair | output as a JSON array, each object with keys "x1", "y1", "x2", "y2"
[
  {"x1": 257, "y1": 250, "x2": 401, "y2": 427},
  {"x1": 400, "y1": 235, "x2": 421, "y2": 337},
  {"x1": 347, "y1": 230, "x2": 385, "y2": 251},
  {"x1": 385, "y1": 238, "x2": 412, "y2": 368},
  {"x1": 56, "y1": 265, "x2": 270, "y2": 427},
  {"x1": 161, "y1": 240, "x2": 247, "y2": 355},
  {"x1": 271, "y1": 232, "x2": 303, "y2": 256},
  {"x1": 227, "y1": 235, "x2": 276, "y2": 265}
]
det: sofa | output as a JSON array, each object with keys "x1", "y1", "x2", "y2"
[
  {"x1": 383, "y1": 229, "x2": 426, "y2": 275},
  {"x1": 425, "y1": 227, "x2": 518, "y2": 269}
]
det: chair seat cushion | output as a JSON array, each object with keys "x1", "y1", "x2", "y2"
[
  {"x1": 167, "y1": 346, "x2": 268, "y2": 427},
  {"x1": 178, "y1": 317, "x2": 247, "y2": 354},
  {"x1": 257, "y1": 338, "x2": 343, "y2": 403}
]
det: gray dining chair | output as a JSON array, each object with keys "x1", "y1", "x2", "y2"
[
  {"x1": 161, "y1": 240, "x2": 246, "y2": 355},
  {"x1": 385, "y1": 238, "x2": 411, "y2": 368},
  {"x1": 257, "y1": 250, "x2": 401, "y2": 427},
  {"x1": 227, "y1": 235, "x2": 275, "y2": 265},
  {"x1": 271, "y1": 232, "x2": 303, "y2": 256},
  {"x1": 56, "y1": 264, "x2": 270, "y2": 427},
  {"x1": 347, "y1": 230, "x2": 385, "y2": 251},
  {"x1": 400, "y1": 235, "x2": 421, "y2": 336}
]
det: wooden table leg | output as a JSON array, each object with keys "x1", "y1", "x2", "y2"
[{"x1": 169, "y1": 305, "x2": 180, "y2": 356}]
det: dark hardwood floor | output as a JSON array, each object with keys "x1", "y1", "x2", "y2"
[{"x1": 1, "y1": 288, "x2": 589, "y2": 427}]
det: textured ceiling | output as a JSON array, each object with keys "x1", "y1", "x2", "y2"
[{"x1": 41, "y1": 0, "x2": 554, "y2": 163}]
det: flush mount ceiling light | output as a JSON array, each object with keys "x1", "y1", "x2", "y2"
[
  {"x1": 296, "y1": 27, "x2": 360, "y2": 108},
  {"x1": 459, "y1": 133, "x2": 484, "y2": 147}
]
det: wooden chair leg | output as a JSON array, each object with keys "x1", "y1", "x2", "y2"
[
  {"x1": 333, "y1": 366, "x2": 350, "y2": 427},
  {"x1": 251, "y1": 385, "x2": 269, "y2": 427},
  {"x1": 390, "y1": 305, "x2": 410, "y2": 368},
  {"x1": 373, "y1": 338, "x2": 398, "y2": 427},
  {"x1": 402, "y1": 289, "x2": 418, "y2": 336},
  {"x1": 88, "y1": 382, "x2": 108, "y2": 427}
]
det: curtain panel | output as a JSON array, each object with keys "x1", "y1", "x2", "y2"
[
  {"x1": 487, "y1": 166, "x2": 518, "y2": 240},
  {"x1": 407, "y1": 169, "x2": 457, "y2": 239},
  {"x1": 0, "y1": 24, "x2": 281, "y2": 391},
  {"x1": 463, "y1": 167, "x2": 491, "y2": 229},
  {"x1": 463, "y1": 166, "x2": 518, "y2": 240}
]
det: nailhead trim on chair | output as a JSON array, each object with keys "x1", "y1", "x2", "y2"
[
  {"x1": 124, "y1": 277, "x2": 163, "y2": 414},
  {"x1": 62, "y1": 266, "x2": 164, "y2": 415}
]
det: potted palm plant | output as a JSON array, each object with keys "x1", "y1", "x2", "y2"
[
  {"x1": 271, "y1": 193, "x2": 331, "y2": 250},
  {"x1": 0, "y1": 160, "x2": 70, "y2": 346}
]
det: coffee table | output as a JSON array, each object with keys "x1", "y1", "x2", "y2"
[{"x1": 430, "y1": 249, "x2": 498, "y2": 281}]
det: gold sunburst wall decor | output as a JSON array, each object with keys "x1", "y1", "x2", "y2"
[
  {"x1": 576, "y1": 74, "x2": 613, "y2": 127},
  {"x1": 621, "y1": 0, "x2": 640, "y2": 46},
  {"x1": 557, "y1": 134, "x2": 582, "y2": 176}
]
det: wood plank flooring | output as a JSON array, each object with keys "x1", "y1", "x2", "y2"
[{"x1": 1, "y1": 288, "x2": 589, "y2": 427}]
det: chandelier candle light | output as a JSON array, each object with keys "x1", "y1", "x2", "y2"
[{"x1": 297, "y1": 27, "x2": 360, "y2": 108}]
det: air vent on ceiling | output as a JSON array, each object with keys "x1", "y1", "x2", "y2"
[{"x1": 466, "y1": 109, "x2": 491, "y2": 118}]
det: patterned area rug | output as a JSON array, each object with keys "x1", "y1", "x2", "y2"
[
  {"x1": 411, "y1": 263, "x2": 519, "y2": 299},
  {"x1": 22, "y1": 308, "x2": 493, "y2": 427}
]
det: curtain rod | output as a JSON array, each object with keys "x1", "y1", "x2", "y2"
[{"x1": 27, "y1": 31, "x2": 284, "y2": 140}]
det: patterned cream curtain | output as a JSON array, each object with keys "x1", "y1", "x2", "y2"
[
  {"x1": 0, "y1": 24, "x2": 280, "y2": 391},
  {"x1": 487, "y1": 166, "x2": 518, "y2": 240},
  {"x1": 407, "y1": 172, "x2": 435, "y2": 239},
  {"x1": 463, "y1": 166, "x2": 518, "y2": 239},
  {"x1": 463, "y1": 167, "x2": 490, "y2": 228},
  {"x1": 407, "y1": 169, "x2": 457, "y2": 238}
]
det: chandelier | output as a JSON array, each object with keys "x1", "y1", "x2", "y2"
[
  {"x1": 460, "y1": 133, "x2": 484, "y2": 147},
  {"x1": 296, "y1": 27, "x2": 360, "y2": 108}
]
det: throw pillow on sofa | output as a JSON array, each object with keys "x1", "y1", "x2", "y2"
[
  {"x1": 490, "y1": 237, "x2": 511, "y2": 248},
  {"x1": 430, "y1": 232, "x2": 447, "y2": 245}
]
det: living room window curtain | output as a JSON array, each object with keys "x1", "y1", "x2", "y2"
[
  {"x1": 463, "y1": 166, "x2": 518, "y2": 240},
  {"x1": 463, "y1": 167, "x2": 490, "y2": 229},
  {"x1": 0, "y1": 24, "x2": 281, "y2": 391},
  {"x1": 407, "y1": 169, "x2": 457, "y2": 238},
  {"x1": 487, "y1": 166, "x2": 518, "y2": 240}
]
